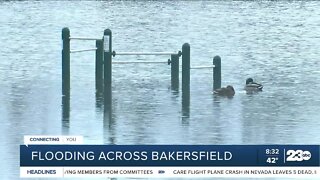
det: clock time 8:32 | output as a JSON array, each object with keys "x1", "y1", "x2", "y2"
[{"x1": 266, "y1": 149, "x2": 279, "y2": 155}]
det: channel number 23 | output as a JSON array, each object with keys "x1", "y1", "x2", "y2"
[{"x1": 286, "y1": 150, "x2": 311, "y2": 162}]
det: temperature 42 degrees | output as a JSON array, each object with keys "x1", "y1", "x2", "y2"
[{"x1": 266, "y1": 157, "x2": 279, "y2": 164}]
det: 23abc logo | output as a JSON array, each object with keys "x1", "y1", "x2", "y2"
[{"x1": 286, "y1": 150, "x2": 311, "y2": 162}]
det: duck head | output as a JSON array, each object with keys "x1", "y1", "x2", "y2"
[
  {"x1": 226, "y1": 85, "x2": 235, "y2": 96},
  {"x1": 226, "y1": 85, "x2": 234, "y2": 91},
  {"x1": 246, "y1": 78, "x2": 254, "y2": 84}
]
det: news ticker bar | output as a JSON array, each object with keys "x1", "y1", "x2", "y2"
[
  {"x1": 20, "y1": 167, "x2": 320, "y2": 178},
  {"x1": 20, "y1": 145, "x2": 319, "y2": 166}
]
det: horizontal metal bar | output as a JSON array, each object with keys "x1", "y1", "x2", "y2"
[
  {"x1": 70, "y1": 48, "x2": 97, "y2": 53},
  {"x1": 113, "y1": 61, "x2": 168, "y2": 64},
  {"x1": 114, "y1": 52, "x2": 176, "y2": 56},
  {"x1": 70, "y1": 37, "x2": 101, "y2": 41},
  {"x1": 190, "y1": 65, "x2": 215, "y2": 69}
]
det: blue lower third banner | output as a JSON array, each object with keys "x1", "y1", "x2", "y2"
[{"x1": 20, "y1": 145, "x2": 320, "y2": 178}]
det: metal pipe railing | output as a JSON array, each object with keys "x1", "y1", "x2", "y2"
[
  {"x1": 190, "y1": 65, "x2": 215, "y2": 69},
  {"x1": 113, "y1": 61, "x2": 168, "y2": 64},
  {"x1": 70, "y1": 37, "x2": 101, "y2": 41},
  {"x1": 70, "y1": 48, "x2": 97, "y2": 53},
  {"x1": 114, "y1": 52, "x2": 176, "y2": 56}
]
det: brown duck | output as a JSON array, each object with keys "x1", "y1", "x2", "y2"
[{"x1": 213, "y1": 85, "x2": 235, "y2": 97}]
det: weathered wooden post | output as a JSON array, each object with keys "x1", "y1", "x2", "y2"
[
  {"x1": 182, "y1": 43, "x2": 190, "y2": 94},
  {"x1": 62, "y1": 27, "x2": 70, "y2": 96},
  {"x1": 103, "y1": 29, "x2": 112, "y2": 113},
  {"x1": 181, "y1": 43, "x2": 190, "y2": 118},
  {"x1": 213, "y1": 56, "x2": 221, "y2": 90},
  {"x1": 170, "y1": 54, "x2": 179, "y2": 92},
  {"x1": 96, "y1": 39, "x2": 104, "y2": 93}
]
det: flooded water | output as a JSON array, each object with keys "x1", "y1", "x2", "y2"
[{"x1": 1, "y1": 0, "x2": 320, "y2": 179}]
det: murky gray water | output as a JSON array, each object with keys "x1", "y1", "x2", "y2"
[{"x1": 1, "y1": 1, "x2": 320, "y2": 179}]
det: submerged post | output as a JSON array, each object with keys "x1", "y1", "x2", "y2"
[
  {"x1": 213, "y1": 56, "x2": 221, "y2": 90},
  {"x1": 96, "y1": 39, "x2": 104, "y2": 92},
  {"x1": 181, "y1": 43, "x2": 190, "y2": 119},
  {"x1": 62, "y1": 27, "x2": 70, "y2": 96},
  {"x1": 103, "y1": 29, "x2": 112, "y2": 113},
  {"x1": 62, "y1": 95, "x2": 70, "y2": 130},
  {"x1": 182, "y1": 43, "x2": 190, "y2": 94},
  {"x1": 170, "y1": 54, "x2": 179, "y2": 92}
]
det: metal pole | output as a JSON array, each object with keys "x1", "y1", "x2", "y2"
[
  {"x1": 103, "y1": 29, "x2": 112, "y2": 113},
  {"x1": 62, "y1": 27, "x2": 70, "y2": 96},
  {"x1": 171, "y1": 54, "x2": 179, "y2": 92},
  {"x1": 96, "y1": 39, "x2": 104, "y2": 92},
  {"x1": 213, "y1": 55, "x2": 221, "y2": 90},
  {"x1": 182, "y1": 43, "x2": 190, "y2": 94}
]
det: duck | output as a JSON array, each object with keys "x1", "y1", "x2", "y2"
[
  {"x1": 244, "y1": 78, "x2": 263, "y2": 92},
  {"x1": 213, "y1": 85, "x2": 235, "y2": 97}
]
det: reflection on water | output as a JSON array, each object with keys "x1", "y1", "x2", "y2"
[
  {"x1": 1, "y1": 0, "x2": 320, "y2": 179},
  {"x1": 182, "y1": 88, "x2": 190, "y2": 125},
  {"x1": 62, "y1": 95, "x2": 70, "y2": 134}
]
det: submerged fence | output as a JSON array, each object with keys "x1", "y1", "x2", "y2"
[{"x1": 61, "y1": 27, "x2": 222, "y2": 113}]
